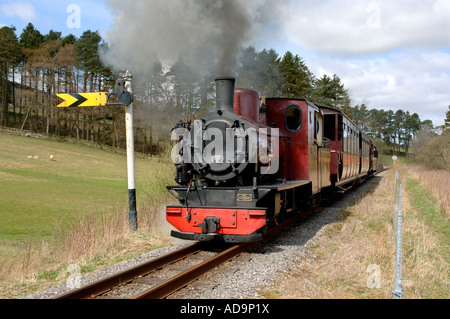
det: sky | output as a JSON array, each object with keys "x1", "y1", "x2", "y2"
[{"x1": 1, "y1": 0, "x2": 449, "y2": 127}]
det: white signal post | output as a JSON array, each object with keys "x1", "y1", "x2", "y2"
[
  {"x1": 124, "y1": 71, "x2": 137, "y2": 232},
  {"x1": 56, "y1": 73, "x2": 137, "y2": 232}
]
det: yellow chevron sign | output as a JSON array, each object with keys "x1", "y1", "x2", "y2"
[{"x1": 57, "y1": 92, "x2": 108, "y2": 108}]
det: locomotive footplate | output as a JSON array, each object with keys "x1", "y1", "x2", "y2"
[{"x1": 170, "y1": 230, "x2": 263, "y2": 243}]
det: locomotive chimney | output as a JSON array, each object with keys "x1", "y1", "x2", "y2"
[{"x1": 215, "y1": 76, "x2": 236, "y2": 114}]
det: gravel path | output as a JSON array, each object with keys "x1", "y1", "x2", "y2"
[{"x1": 25, "y1": 172, "x2": 386, "y2": 299}]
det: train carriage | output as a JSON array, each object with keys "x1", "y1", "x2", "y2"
[{"x1": 320, "y1": 106, "x2": 372, "y2": 189}]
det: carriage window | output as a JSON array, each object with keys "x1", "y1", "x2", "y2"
[
  {"x1": 324, "y1": 115, "x2": 336, "y2": 140},
  {"x1": 285, "y1": 105, "x2": 302, "y2": 132},
  {"x1": 314, "y1": 117, "x2": 320, "y2": 139}
]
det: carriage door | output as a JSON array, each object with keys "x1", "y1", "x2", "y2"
[
  {"x1": 308, "y1": 107, "x2": 318, "y2": 194},
  {"x1": 309, "y1": 107, "x2": 325, "y2": 194},
  {"x1": 315, "y1": 111, "x2": 331, "y2": 190},
  {"x1": 315, "y1": 111, "x2": 323, "y2": 191}
]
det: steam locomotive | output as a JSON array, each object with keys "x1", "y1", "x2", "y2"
[{"x1": 166, "y1": 77, "x2": 379, "y2": 243}]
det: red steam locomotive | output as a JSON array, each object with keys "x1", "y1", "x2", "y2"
[{"x1": 166, "y1": 77, "x2": 379, "y2": 243}]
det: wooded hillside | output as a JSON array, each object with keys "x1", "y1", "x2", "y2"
[{"x1": 0, "y1": 23, "x2": 444, "y2": 158}]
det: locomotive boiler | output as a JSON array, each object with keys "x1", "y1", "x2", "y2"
[{"x1": 166, "y1": 77, "x2": 379, "y2": 243}]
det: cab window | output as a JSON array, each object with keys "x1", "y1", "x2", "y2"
[{"x1": 285, "y1": 105, "x2": 302, "y2": 132}]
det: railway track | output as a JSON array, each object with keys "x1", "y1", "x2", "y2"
[
  {"x1": 52, "y1": 170, "x2": 387, "y2": 300},
  {"x1": 52, "y1": 212, "x2": 303, "y2": 300},
  {"x1": 52, "y1": 241, "x2": 261, "y2": 299}
]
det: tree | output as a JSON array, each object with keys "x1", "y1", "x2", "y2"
[
  {"x1": 413, "y1": 108, "x2": 450, "y2": 171},
  {"x1": 444, "y1": 105, "x2": 450, "y2": 135},
  {"x1": 403, "y1": 112, "x2": 421, "y2": 153},
  {"x1": 393, "y1": 110, "x2": 406, "y2": 152},
  {"x1": 342, "y1": 103, "x2": 371, "y2": 133},
  {"x1": 236, "y1": 47, "x2": 283, "y2": 97},
  {"x1": 75, "y1": 30, "x2": 112, "y2": 92},
  {"x1": 255, "y1": 49, "x2": 283, "y2": 97},
  {"x1": 168, "y1": 57, "x2": 200, "y2": 117},
  {"x1": 410, "y1": 121, "x2": 437, "y2": 158},
  {"x1": 62, "y1": 34, "x2": 77, "y2": 46},
  {"x1": 313, "y1": 74, "x2": 351, "y2": 109},
  {"x1": 0, "y1": 26, "x2": 21, "y2": 126},
  {"x1": 278, "y1": 51, "x2": 314, "y2": 99},
  {"x1": 19, "y1": 23, "x2": 44, "y2": 50},
  {"x1": 415, "y1": 134, "x2": 450, "y2": 171},
  {"x1": 367, "y1": 109, "x2": 396, "y2": 149},
  {"x1": 44, "y1": 30, "x2": 62, "y2": 43},
  {"x1": 236, "y1": 46, "x2": 258, "y2": 90},
  {"x1": 74, "y1": 30, "x2": 114, "y2": 143}
]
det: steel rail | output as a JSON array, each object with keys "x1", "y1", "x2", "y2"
[
  {"x1": 52, "y1": 243, "x2": 202, "y2": 299},
  {"x1": 133, "y1": 242, "x2": 257, "y2": 299}
]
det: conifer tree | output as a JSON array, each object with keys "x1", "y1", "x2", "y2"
[
  {"x1": 313, "y1": 74, "x2": 350, "y2": 109},
  {"x1": 444, "y1": 105, "x2": 450, "y2": 135},
  {"x1": 19, "y1": 23, "x2": 44, "y2": 50},
  {"x1": 278, "y1": 51, "x2": 314, "y2": 99},
  {"x1": 0, "y1": 26, "x2": 21, "y2": 126}
]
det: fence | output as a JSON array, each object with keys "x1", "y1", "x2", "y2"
[{"x1": 392, "y1": 167, "x2": 404, "y2": 299}]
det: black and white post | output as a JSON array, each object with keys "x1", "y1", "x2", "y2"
[{"x1": 124, "y1": 71, "x2": 137, "y2": 232}]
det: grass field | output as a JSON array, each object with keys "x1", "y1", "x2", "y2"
[
  {"x1": 0, "y1": 133, "x2": 174, "y2": 241},
  {"x1": 0, "y1": 132, "x2": 176, "y2": 297}
]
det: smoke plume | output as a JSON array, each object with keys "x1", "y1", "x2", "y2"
[{"x1": 101, "y1": 0, "x2": 273, "y2": 79}]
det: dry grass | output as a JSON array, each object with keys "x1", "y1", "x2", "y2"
[
  {"x1": 261, "y1": 171, "x2": 396, "y2": 299},
  {"x1": 0, "y1": 197, "x2": 176, "y2": 299},
  {"x1": 268, "y1": 165, "x2": 449, "y2": 299},
  {"x1": 407, "y1": 164, "x2": 450, "y2": 219},
  {"x1": 401, "y1": 165, "x2": 449, "y2": 298}
]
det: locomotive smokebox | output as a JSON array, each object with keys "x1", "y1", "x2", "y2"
[{"x1": 215, "y1": 76, "x2": 236, "y2": 114}]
